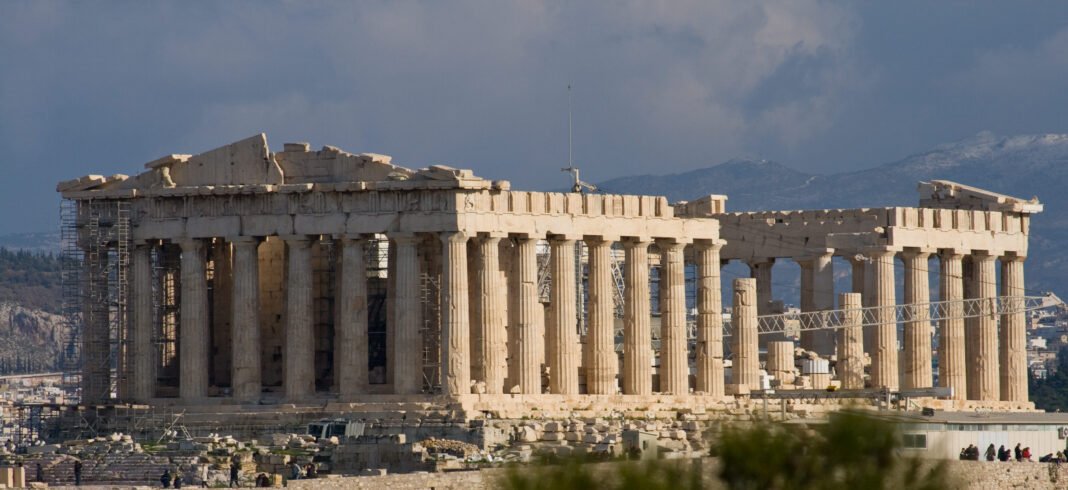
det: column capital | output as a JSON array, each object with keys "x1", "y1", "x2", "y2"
[
  {"x1": 796, "y1": 248, "x2": 834, "y2": 264},
  {"x1": 970, "y1": 250, "x2": 999, "y2": 261},
  {"x1": 176, "y1": 237, "x2": 206, "y2": 251},
  {"x1": 388, "y1": 232, "x2": 421, "y2": 245},
  {"x1": 899, "y1": 248, "x2": 935, "y2": 260},
  {"x1": 339, "y1": 234, "x2": 368, "y2": 244},
  {"x1": 746, "y1": 257, "x2": 776, "y2": 267},
  {"x1": 279, "y1": 235, "x2": 314, "y2": 246},
  {"x1": 228, "y1": 235, "x2": 262, "y2": 244},
  {"x1": 440, "y1": 231, "x2": 469, "y2": 244},
  {"x1": 584, "y1": 235, "x2": 616, "y2": 246},
  {"x1": 133, "y1": 239, "x2": 158, "y2": 248},
  {"x1": 939, "y1": 248, "x2": 966, "y2": 260},
  {"x1": 1000, "y1": 252, "x2": 1027, "y2": 262},
  {"x1": 860, "y1": 246, "x2": 899, "y2": 258},
  {"x1": 621, "y1": 237, "x2": 652, "y2": 248},
  {"x1": 655, "y1": 237, "x2": 692, "y2": 247},
  {"x1": 547, "y1": 233, "x2": 581, "y2": 242},
  {"x1": 693, "y1": 238, "x2": 726, "y2": 251}
]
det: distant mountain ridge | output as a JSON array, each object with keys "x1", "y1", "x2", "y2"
[{"x1": 598, "y1": 132, "x2": 1068, "y2": 295}]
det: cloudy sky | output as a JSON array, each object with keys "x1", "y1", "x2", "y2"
[{"x1": 2, "y1": 2, "x2": 1067, "y2": 234}]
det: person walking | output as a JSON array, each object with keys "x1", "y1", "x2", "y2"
[
  {"x1": 1015, "y1": 443, "x2": 1023, "y2": 462},
  {"x1": 73, "y1": 459, "x2": 83, "y2": 486},
  {"x1": 985, "y1": 444, "x2": 996, "y2": 461},
  {"x1": 229, "y1": 461, "x2": 240, "y2": 488}
]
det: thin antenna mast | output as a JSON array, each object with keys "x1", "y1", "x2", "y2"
[{"x1": 562, "y1": 83, "x2": 596, "y2": 193}]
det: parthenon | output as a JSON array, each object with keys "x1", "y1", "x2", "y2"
[{"x1": 56, "y1": 134, "x2": 1043, "y2": 412}]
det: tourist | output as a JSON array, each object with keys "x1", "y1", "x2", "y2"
[
  {"x1": 289, "y1": 462, "x2": 302, "y2": 480},
  {"x1": 161, "y1": 469, "x2": 172, "y2": 488},
  {"x1": 174, "y1": 473, "x2": 183, "y2": 488},
  {"x1": 985, "y1": 444, "x2": 996, "y2": 461},
  {"x1": 1057, "y1": 451, "x2": 1067, "y2": 463},
  {"x1": 998, "y1": 445, "x2": 1010, "y2": 462},
  {"x1": 1023, "y1": 447, "x2": 1033, "y2": 462},
  {"x1": 35, "y1": 463, "x2": 43, "y2": 483},
  {"x1": 1014, "y1": 443, "x2": 1023, "y2": 461},
  {"x1": 304, "y1": 462, "x2": 318, "y2": 479},
  {"x1": 73, "y1": 459, "x2": 82, "y2": 486},
  {"x1": 255, "y1": 473, "x2": 269, "y2": 487},
  {"x1": 230, "y1": 461, "x2": 240, "y2": 488},
  {"x1": 959, "y1": 446, "x2": 968, "y2": 460}
]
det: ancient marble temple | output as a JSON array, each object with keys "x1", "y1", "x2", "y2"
[{"x1": 58, "y1": 134, "x2": 1041, "y2": 410}]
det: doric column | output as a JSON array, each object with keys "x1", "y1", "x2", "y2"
[
  {"x1": 694, "y1": 240, "x2": 724, "y2": 397},
  {"x1": 658, "y1": 239, "x2": 688, "y2": 395},
  {"x1": 1000, "y1": 254, "x2": 1027, "y2": 402},
  {"x1": 129, "y1": 241, "x2": 155, "y2": 402},
  {"x1": 585, "y1": 237, "x2": 617, "y2": 395},
  {"x1": 837, "y1": 292, "x2": 864, "y2": 389},
  {"x1": 513, "y1": 236, "x2": 543, "y2": 394},
  {"x1": 231, "y1": 237, "x2": 262, "y2": 402},
  {"x1": 847, "y1": 255, "x2": 866, "y2": 294},
  {"x1": 179, "y1": 238, "x2": 209, "y2": 400},
  {"x1": 766, "y1": 341, "x2": 795, "y2": 387},
  {"x1": 798, "y1": 250, "x2": 834, "y2": 356},
  {"x1": 868, "y1": 248, "x2": 898, "y2": 390},
  {"x1": 548, "y1": 237, "x2": 579, "y2": 394},
  {"x1": 337, "y1": 236, "x2": 368, "y2": 398},
  {"x1": 81, "y1": 246, "x2": 110, "y2": 403},
  {"x1": 939, "y1": 250, "x2": 966, "y2": 399},
  {"x1": 391, "y1": 233, "x2": 422, "y2": 395},
  {"x1": 283, "y1": 236, "x2": 314, "y2": 399},
  {"x1": 968, "y1": 252, "x2": 1000, "y2": 401},
  {"x1": 211, "y1": 240, "x2": 233, "y2": 388},
  {"x1": 747, "y1": 258, "x2": 775, "y2": 315},
  {"x1": 902, "y1": 250, "x2": 933, "y2": 389},
  {"x1": 476, "y1": 236, "x2": 507, "y2": 394},
  {"x1": 731, "y1": 278, "x2": 759, "y2": 390},
  {"x1": 441, "y1": 232, "x2": 471, "y2": 396},
  {"x1": 623, "y1": 239, "x2": 652, "y2": 395}
]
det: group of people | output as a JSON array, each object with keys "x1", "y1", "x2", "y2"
[
  {"x1": 289, "y1": 461, "x2": 318, "y2": 480},
  {"x1": 960, "y1": 443, "x2": 1066, "y2": 463}
]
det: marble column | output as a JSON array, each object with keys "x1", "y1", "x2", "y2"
[
  {"x1": 939, "y1": 250, "x2": 966, "y2": 400},
  {"x1": 586, "y1": 237, "x2": 617, "y2": 395},
  {"x1": 548, "y1": 237, "x2": 579, "y2": 394},
  {"x1": 179, "y1": 238, "x2": 209, "y2": 400},
  {"x1": 868, "y1": 248, "x2": 898, "y2": 390},
  {"x1": 391, "y1": 234, "x2": 422, "y2": 395},
  {"x1": 658, "y1": 240, "x2": 688, "y2": 395},
  {"x1": 694, "y1": 240, "x2": 724, "y2": 397},
  {"x1": 231, "y1": 237, "x2": 262, "y2": 402},
  {"x1": 747, "y1": 258, "x2": 775, "y2": 315},
  {"x1": 765, "y1": 341, "x2": 795, "y2": 386},
  {"x1": 623, "y1": 240, "x2": 652, "y2": 395},
  {"x1": 799, "y1": 251, "x2": 834, "y2": 356},
  {"x1": 477, "y1": 236, "x2": 507, "y2": 394},
  {"x1": 731, "y1": 278, "x2": 759, "y2": 390},
  {"x1": 847, "y1": 255, "x2": 866, "y2": 294},
  {"x1": 441, "y1": 232, "x2": 471, "y2": 396},
  {"x1": 837, "y1": 292, "x2": 864, "y2": 390},
  {"x1": 337, "y1": 236, "x2": 368, "y2": 398},
  {"x1": 211, "y1": 240, "x2": 233, "y2": 388},
  {"x1": 283, "y1": 236, "x2": 314, "y2": 399},
  {"x1": 82, "y1": 248, "x2": 110, "y2": 403},
  {"x1": 129, "y1": 241, "x2": 155, "y2": 402},
  {"x1": 1000, "y1": 254, "x2": 1028, "y2": 402},
  {"x1": 902, "y1": 250, "x2": 933, "y2": 389},
  {"x1": 968, "y1": 252, "x2": 1000, "y2": 401},
  {"x1": 514, "y1": 236, "x2": 543, "y2": 394}
]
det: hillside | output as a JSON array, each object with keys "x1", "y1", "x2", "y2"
[{"x1": 598, "y1": 132, "x2": 1068, "y2": 296}]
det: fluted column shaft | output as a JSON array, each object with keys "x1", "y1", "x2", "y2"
[
  {"x1": 337, "y1": 237, "x2": 368, "y2": 398},
  {"x1": 848, "y1": 256, "x2": 866, "y2": 294},
  {"x1": 514, "y1": 237, "x2": 543, "y2": 394},
  {"x1": 283, "y1": 237, "x2": 314, "y2": 399},
  {"x1": 477, "y1": 237, "x2": 506, "y2": 394},
  {"x1": 130, "y1": 242, "x2": 155, "y2": 402},
  {"x1": 391, "y1": 234, "x2": 422, "y2": 395},
  {"x1": 747, "y1": 259, "x2": 774, "y2": 315},
  {"x1": 731, "y1": 278, "x2": 759, "y2": 390},
  {"x1": 548, "y1": 238, "x2": 579, "y2": 394},
  {"x1": 799, "y1": 252, "x2": 834, "y2": 356},
  {"x1": 902, "y1": 251, "x2": 933, "y2": 389},
  {"x1": 837, "y1": 293, "x2": 864, "y2": 389},
  {"x1": 869, "y1": 249, "x2": 898, "y2": 390},
  {"x1": 939, "y1": 252, "x2": 966, "y2": 399},
  {"x1": 968, "y1": 253, "x2": 1000, "y2": 401},
  {"x1": 586, "y1": 238, "x2": 617, "y2": 395},
  {"x1": 695, "y1": 241, "x2": 723, "y2": 397},
  {"x1": 231, "y1": 237, "x2": 262, "y2": 402},
  {"x1": 659, "y1": 240, "x2": 688, "y2": 395},
  {"x1": 441, "y1": 232, "x2": 471, "y2": 396},
  {"x1": 1000, "y1": 256, "x2": 1027, "y2": 402},
  {"x1": 179, "y1": 239, "x2": 209, "y2": 400},
  {"x1": 623, "y1": 240, "x2": 652, "y2": 395}
]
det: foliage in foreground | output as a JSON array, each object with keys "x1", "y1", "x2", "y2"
[{"x1": 497, "y1": 411, "x2": 952, "y2": 490}]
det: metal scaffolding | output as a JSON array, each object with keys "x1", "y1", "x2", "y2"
[{"x1": 59, "y1": 199, "x2": 131, "y2": 404}]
